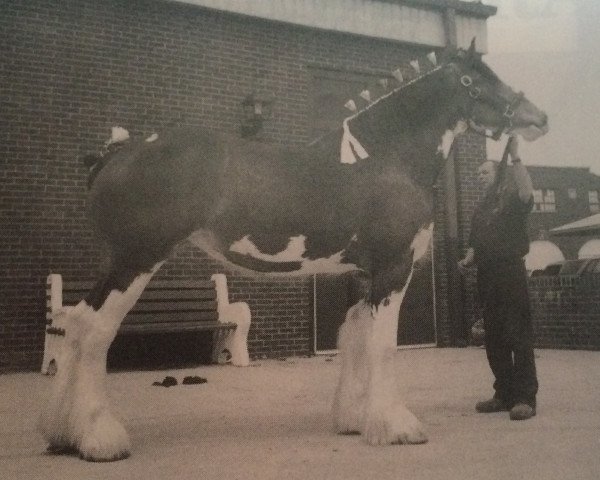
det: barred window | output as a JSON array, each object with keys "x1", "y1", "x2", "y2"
[
  {"x1": 589, "y1": 190, "x2": 599, "y2": 213},
  {"x1": 533, "y1": 189, "x2": 556, "y2": 212}
]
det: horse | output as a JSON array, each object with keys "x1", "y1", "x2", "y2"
[{"x1": 39, "y1": 41, "x2": 548, "y2": 461}]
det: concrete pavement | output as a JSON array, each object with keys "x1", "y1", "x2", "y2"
[{"x1": 1, "y1": 347, "x2": 599, "y2": 480}]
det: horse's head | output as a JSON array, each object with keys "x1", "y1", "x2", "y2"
[{"x1": 445, "y1": 39, "x2": 549, "y2": 142}]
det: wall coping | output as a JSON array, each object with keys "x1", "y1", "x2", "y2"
[{"x1": 169, "y1": 0, "x2": 493, "y2": 51}]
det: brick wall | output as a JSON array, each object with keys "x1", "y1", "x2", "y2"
[
  {"x1": 431, "y1": 132, "x2": 487, "y2": 347},
  {"x1": 529, "y1": 274, "x2": 600, "y2": 350},
  {"x1": 1, "y1": 0, "x2": 447, "y2": 371},
  {"x1": 455, "y1": 133, "x2": 487, "y2": 332}
]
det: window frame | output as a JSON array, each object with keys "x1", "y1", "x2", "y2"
[
  {"x1": 589, "y1": 190, "x2": 599, "y2": 213},
  {"x1": 532, "y1": 188, "x2": 557, "y2": 213}
]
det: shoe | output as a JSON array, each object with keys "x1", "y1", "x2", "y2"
[
  {"x1": 509, "y1": 403, "x2": 536, "y2": 421},
  {"x1": 152, "y1": 376, "x2": 178, "y2": 387},
  {"x1": 475, "y1": 398, "x2": 509, "y2": 413},
  {"x1": 182, "y1": 376, "x2": 207, "y2": 385}
]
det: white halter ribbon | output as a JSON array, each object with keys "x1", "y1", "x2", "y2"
[{"x1": 340, "y1": 118, "x2": 369, "y2": 164}]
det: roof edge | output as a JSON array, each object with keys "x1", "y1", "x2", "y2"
[{"x1": 390, "y1": 0, "x2": 497, "y2": 18}]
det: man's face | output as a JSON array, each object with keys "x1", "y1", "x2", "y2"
[{"x1": 477, "y1": 161, "x2": 497, "y2": 190}]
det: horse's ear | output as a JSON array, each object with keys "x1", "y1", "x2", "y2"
[
  {"x1": 468, "y1": 38, "x2": 477, "y2": 54},
  {"x1": 465, "y1": 38, "x2": 477, "y2": 65}
]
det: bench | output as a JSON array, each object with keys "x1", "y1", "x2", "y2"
[{"x1": 42, "y1": 273, "x2": 251, "y2": 374}]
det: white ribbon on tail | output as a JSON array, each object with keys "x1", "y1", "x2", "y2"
[{"x1": 340, "y1": 118, "x2": 369, "y2": 164}]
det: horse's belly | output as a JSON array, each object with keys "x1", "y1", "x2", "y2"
[{"x1": 188, "y1": 229, "x2": 358, "y2": 276}]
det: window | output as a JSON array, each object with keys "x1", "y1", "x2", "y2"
[
  {"x1": 567, "y1": 188, "x2": 577, "y2": 200},
  {"x1": 309, "y1": 67, "x2": 390, "y2": 141},
  {"x1": 533, "y1": 189, "x2": 556, "y2": 212},
  {"x1": 589, "y1": 190, "x2": 599, "y2": 213}
]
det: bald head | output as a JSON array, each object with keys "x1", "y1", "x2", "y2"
[{"x1": 477, "y1": 160, "x2": 497, "y2": 190}]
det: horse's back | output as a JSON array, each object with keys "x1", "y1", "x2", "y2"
[{"x1": 88, "y1": 127, "x2": 233, "y2": 253}]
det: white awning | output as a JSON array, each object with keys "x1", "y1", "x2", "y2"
[
  {"x1": 550, "y1": 213, "x2": 600, "y2": 236},
  {"x1": 170, "y1": 0, "x2": 493, "y2": 52}
]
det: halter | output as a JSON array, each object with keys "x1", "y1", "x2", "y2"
[{"x1": 459, "y1": 74, "x2": 525, "y2": 140}]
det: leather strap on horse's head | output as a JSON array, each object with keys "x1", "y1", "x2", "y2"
[{"x1": 459, "y1": 74, "x2": 525, "y2": 140}]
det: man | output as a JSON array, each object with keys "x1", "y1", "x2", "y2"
[{"x1": 458, "y1": 136, "x2": 538, "y2": 421}]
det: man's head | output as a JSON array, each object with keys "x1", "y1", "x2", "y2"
[{"x1": 477, "y1": 160, "x2": 497, "y2": 190}]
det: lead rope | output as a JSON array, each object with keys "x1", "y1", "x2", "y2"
[{"x1": 492, "y1": 136, "x2": 515, "y2": 215}]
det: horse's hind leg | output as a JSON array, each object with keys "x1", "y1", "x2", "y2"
[{"x1": 39, "y1": 261, "x2": 162, "y2": 461}]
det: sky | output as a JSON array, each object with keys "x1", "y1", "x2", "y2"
[{"x1": 481, "y1": 0, "x2": 600, "y2": 174}]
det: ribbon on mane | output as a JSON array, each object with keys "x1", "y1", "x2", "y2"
[{"x1": 340, "y1": 118, "x2": 369, "y2": 164}]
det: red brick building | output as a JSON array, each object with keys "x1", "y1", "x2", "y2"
[
  {"x1": 527, "y1": 166, "x2": 600, "y2": 260},
  {"x1": 1, "y1": 0, "x2": 499, "y2": 371}
]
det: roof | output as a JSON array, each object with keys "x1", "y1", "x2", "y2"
[
  {"x1": 550, "y1": 213, "x2": 600, "y2": 236},
  {"x1": 527, "y1": 165, "x2": 600, "y2": 188},
  {"x1": 396, "y1": 0, "x2": 497, "y2": 17},
  {"x1": 169, "y1": 0, "x2": 495, "y2": 51}
]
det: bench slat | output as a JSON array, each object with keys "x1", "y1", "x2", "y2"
[
  {"x1": 60, "y1": 279, "x2": 215, "y2": 291},
  {"x1": 123, "y1": 311, "x2": 219, "y2": 324},
  {"x1": 119, "y1": 321, "x2": 236, "y2": 334},
  {"x1": 143, "y1": 280, "x2": 216, "y2": 289},
  {"x1": 126, "y1": 300, "x2": 218, "y2": 313},
  {"x1": 139, "y1": 289, "x2": 216, "y2": 301},
  {"x1": 60, "y1": 288, "x2": 217, "y2": 306},
  {"x1": 60, "y1": 281, "x2": 95, "y2": 291}
]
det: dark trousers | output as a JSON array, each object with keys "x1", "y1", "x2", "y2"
[{"x1": 477, "y1": 259, "x2": 538, "y2": 407}]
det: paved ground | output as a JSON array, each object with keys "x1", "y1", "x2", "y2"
[{"x1": 1, "y1": 347, "x2": 599, "y2": 480}]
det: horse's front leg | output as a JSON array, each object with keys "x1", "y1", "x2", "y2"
[
  {"x1": 38, "y1": 264, "x2": 161, "y2": 461},
  {"x1": 333, "y1": 276, "x2": 427, "y2": 445},
  {"x1": 361, "y1": 277, "x2": 427, "y2": 445},
  {"x1": 332, "y1": 299, "x2": 370, "y2": 434}
]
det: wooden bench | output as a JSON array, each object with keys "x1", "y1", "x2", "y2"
[{"x1": 42, "y1": 273, "x2": 251, "y2": 374}]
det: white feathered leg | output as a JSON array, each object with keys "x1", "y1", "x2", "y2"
[
  {"x1": 362, "y1": 226, "x2": 433, "y2": 445},
  {"x1": 362, "y1": 274, "x2": 427, "y2": 445},
  {"x1": 332, "y1": 299, "x2": 370, "y2": 434},
  {"x1": 39, "y1": 266, "x2": 159, "y2": 461}
]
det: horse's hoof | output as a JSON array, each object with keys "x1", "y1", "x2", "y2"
[
  {"x1": 363, "y1": 405, "x2": 428, "y2": 446},
  {"x1": 391, "y1": 430, "x2": 428, "y2": 445},
  {"x1": 78, "y1": 411, "x2": 132, "y2": 462},
  {"x1": 79, "y1": 449, "x2": 131, "y2": 462}
]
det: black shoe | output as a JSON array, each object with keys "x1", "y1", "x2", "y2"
[
  {"x1": 509, "y1": 403, "x2": 536, "y2": 421},
  {"x1": 182, "y1": 376, "x2": 207, "y2": 385},
  {"x1": 475, "y1": 398, "x2": 509, "y2": 413},
  {"x1": 152, "y1": 376, "x2": 178, "y2": 387}
]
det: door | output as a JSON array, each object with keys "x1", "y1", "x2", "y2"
[
  {"x1": 310, "y1": 66, "x2": 436, "y2": 350},
  {"x1": 314, "y1": 249, "x2": 436, "y2": 351}
]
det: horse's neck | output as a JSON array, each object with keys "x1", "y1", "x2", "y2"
[{"x1": 348, "y1": 79, "x2": 457, "y2": 162}]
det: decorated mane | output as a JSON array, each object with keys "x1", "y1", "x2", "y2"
[{"x1": 336, "y1": 51, "x2": 444, "y2": 164}]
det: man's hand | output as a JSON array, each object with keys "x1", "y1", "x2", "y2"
[
  {"x1": 458, "y1": 247, "x2": 475, "y2": 275},
  {"x1": 508, "y1": 135, "x2": 520, "y2": 163},
  {"x1": 507, "y1": 135, "x2": 534, "y2": 202}
]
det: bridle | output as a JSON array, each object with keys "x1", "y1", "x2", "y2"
[{"x1": 459, "y1": 73, "x2": 525, "y2": 140}]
